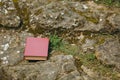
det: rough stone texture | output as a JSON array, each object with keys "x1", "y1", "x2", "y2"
[
  {"x1": 81, "y1": 39, "x2": 96, "y2": 52},
  {"x1": 0, "y1": 30, "x2": 33, "y2": 66},
  {"x1": 107, "y1": 14, "x2": 120, "y2": 30},
  {"x1": 0, "y1": 30, "x2": 81, "y2": 80},
  {"x1": 27, "y1": 1, "x2": 120, "y2": 33},
  {"x1": 0, "y1": 0, "x2": 21, "y2": 28},
  {"x1": 81, "y1": 65, "x2": 98, "y2": 78},
  {"x1": 0, "y1": 0, "x2": 120, "y2": 80},
  {"x1": 58, "y1": 70, "x2": 82, "y2": 80},
  {"x1": 1, "y1": 0, "x2": 120, "y2": 33},
  {"x1": 95, "y1": 38, "x2": 120, "y2": 69},
  {"x1": 1, "y1": 55, "x2": 81, "y2": 80}
]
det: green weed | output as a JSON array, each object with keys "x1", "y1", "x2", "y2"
[
  {"x1": 49, "y1": 34, "x2": 79, "y2": 55},
  {"x1": 49, "y1": 34, "x2": 62, "y2": 50}
]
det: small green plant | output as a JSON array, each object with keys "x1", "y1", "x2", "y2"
[
  {"x1": 86, "y1": 53, "x2": 96, "y2": 61},
  {"x1": 49, "y1": 34, "x2": 79, "y2": 55},
  {"x1": 49, "y1": 34, "x2": 62, "y2": 50}
]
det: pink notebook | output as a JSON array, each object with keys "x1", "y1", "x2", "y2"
[{"x1": 24, "y1": 37, "x2": 49, "y2": 60}]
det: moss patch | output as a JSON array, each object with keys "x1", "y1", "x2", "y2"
[
  {"x1": 69, "y1": 5, "x2": 99, "y2": 24},
  {"x1": 94, "y1": 0, "x2": 120, "y2": 7},
  {"x1": 74, "y1": 53, "x2": 120, "y2": 80}
]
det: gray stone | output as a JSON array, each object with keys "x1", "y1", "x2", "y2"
[
  {"x1": 0, "y1": 30, "x2": 33, "y2": 66},
  {"x1": 81, "y1": 65, "x2": 98, "y2": 78},
  {"x1": 36, "y1": 62, "x2": 59, "y2": 80},
  {"x1": 95, "y1": 38, "x2": 120, "y2": 69},
  {"x1": 82, "y1": 75, "x2": 93, "y2": 80},
  {"x1": 58, "y1": 70, "x2": 82, "y2": 80},
  {"x1": 82, "y1": 39, "x2": 96, "y2": 52},
  {"x1": 1, "y1": 0, "x2": 120, "y2": 34},
  {"x1": 0, "y1": 0, "x2": 21, "y2": 28},
  {"x1": 0, "y1": 0, "x2": 120, "y2": 80},
  {"x1": 1, "y1": 54, "x2": 80, "y2": 80},
  {"x1": 0, "y1": 66, "x2": 12, "y2": 80},
  {"x1": 62, "y1": 62, "x2": 76, "y2": 73},
  {"x1": 50, "y1": 54, "x2": 75, "y2": 72},
  {"x1": 0, "y1": 29, "x2": 80, "y2": 80},
  {"x1": 107, "y1": 14, "x2": 120, "y2": 30}
]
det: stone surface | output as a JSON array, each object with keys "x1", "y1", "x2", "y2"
[
  {"x1": 0, "y1": 0, "x2": 120, "y2": 80},
  {"x1": 1, "y1": 0, "x2": 120, "y2": 34},
  {"x1": 107, "y1": 14, "x2": 120, "y2": 31},
  {"x1": 95, "y1": 38, "x2": 120, "y2": 69},
  {"x1": 81, "y1": 65, "x2": 98, "y2": 78},
  {"x1": 82, "y1": 39, "x2": 96, "y2": 52},
  {"x1": 58, "y1": 70, "x2": 82, "y2": 80},
  {"x1": 0, "y1": 30, "x2": 33, "y2": 66},
  {"x1": 1, "y1": 54, "x2": 81, "y2": 80},
  {"x1": 0, "y1": 0, "x2": 21, "y2": 28}
]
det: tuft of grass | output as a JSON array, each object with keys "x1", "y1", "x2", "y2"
[
  {"x1": 78, "y1": 53, "x2": 97, "y2": 67},
  {"x1": 49, "y1": 34, "x2": 79, "y2": 55},
  {"x1": 49, "y1": 34, "x2": 62, "y2": 51},
  {"x1": 86, "y1": 53, "x2": 96, "y2": 61},
  {"x1": 59, "y1": 44, "x2": 79, "y2": 55}
]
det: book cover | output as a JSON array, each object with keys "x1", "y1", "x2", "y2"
[{"x1": 24, "y1": 37, "x2": 49, "y2": 60}]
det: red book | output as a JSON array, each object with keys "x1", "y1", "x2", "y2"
[{"x1": 24, "y1": 37, "x2": 49, "y2": 60}]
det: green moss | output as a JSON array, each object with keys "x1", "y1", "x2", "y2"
[
  {"x1": 29, "y1": 27, "x2": 46, "y2": 35},
  {"x1": 0, "y1": 2, "x2": 4, "y2": 6},
  {"x1": 75, "y1": 53, "x2": 120, "y2": 80},
  {"x1": 81, "y1": 33, "x2": 115, "y2": 47},
  {"x1": 78, "y1": 53, "x2": 97, "y2": 66},
  {"x1": 12, "y1": 0, "x2": 30, "y2": 29},
  {"x1": 12, "y1": 0, "x2": 21, "y2": 16},
  {"x1": 96, "y1": 36, "x2": 105, "y2": 45},
  {"x1": 95, "y1": 34, "x2": 115, "y2": 46},
  {"x1": 85, "y1": 16, "x2": 99, "y2": 24},
  {"x1": 93, "y1": 64, "x2": 119, "y2": 80},
  {"x1": 34, "y1": 9, "x2": 43, "y2": 15},
  {"x1": 21, "y1": 7, "x2": 30, "y2": 27},
  {"x1": 94, "y1": 0, "x2": 120, "y2": 7},
  {"x1": 59, "y1": 44, "x2": 79, "y2": 55},
  {"x1": 12, "y1": 0, "x2": 18, "y2": 3}
]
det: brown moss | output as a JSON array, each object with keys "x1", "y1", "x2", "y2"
[
  {"x1": 74, "y1": 53, "x2": 120, "y2": 80},
  {"x1": 69, "y1": 6, "x2": 99, "y2": 24},
  {"x1": 0, "y1": 2, "x2": 4, "y2": 6},
  {"x1": 12, "y1": 0, "x2": 30, "y2": 29},
  {"x1": 34, "y1": 9, "x2": 43, "y2": 15}
]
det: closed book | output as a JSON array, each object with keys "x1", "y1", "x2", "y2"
[{"x1": 24, "y1": 37, "x2": 49, "y2": 60}]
